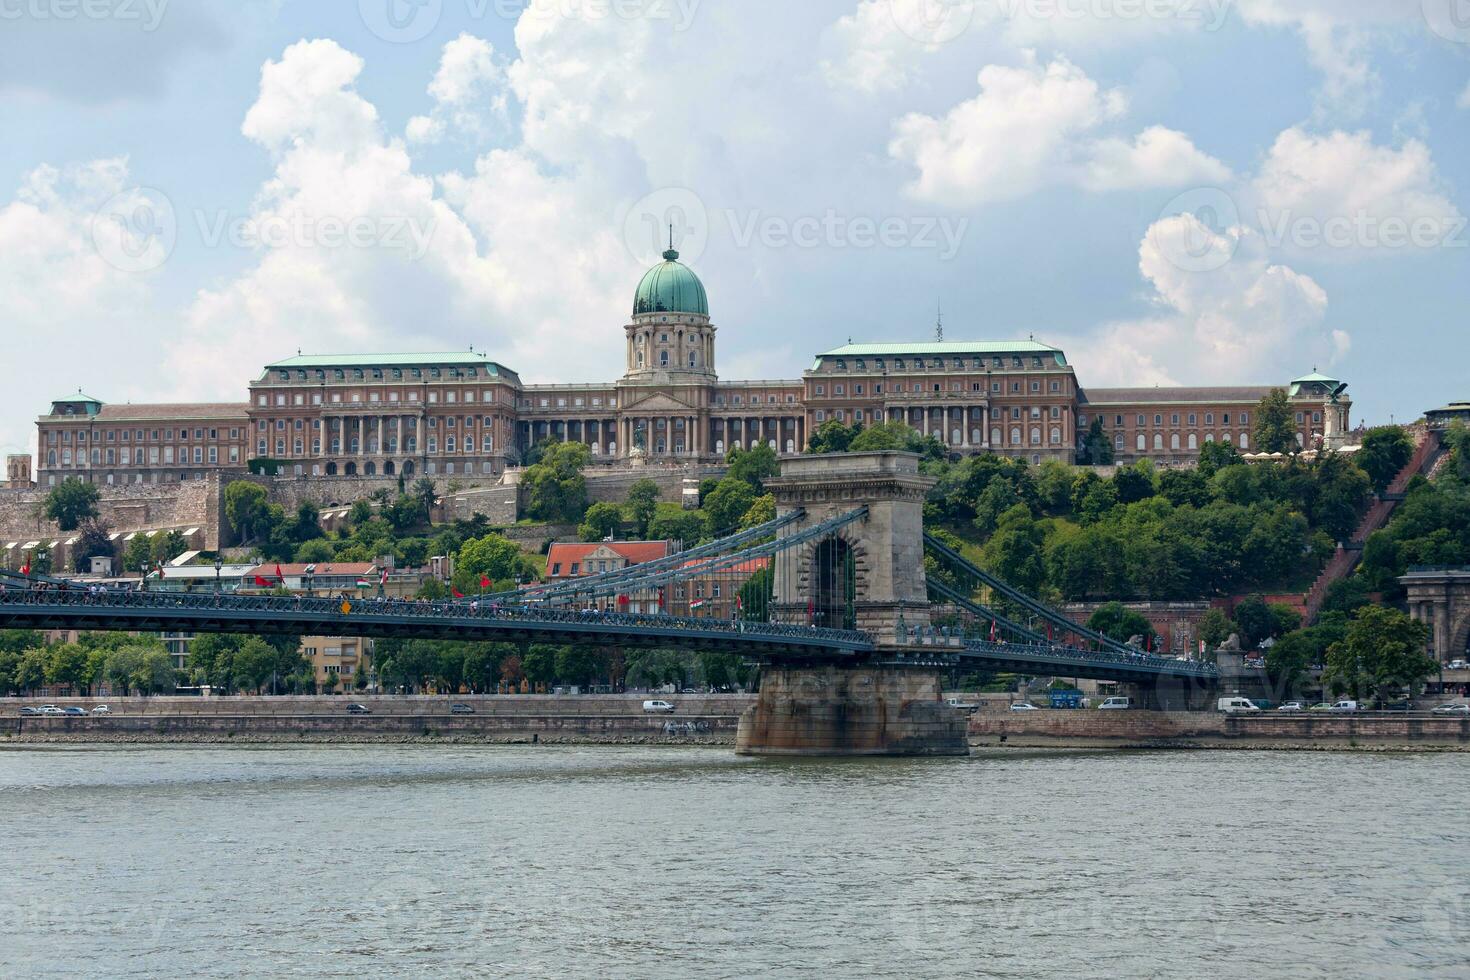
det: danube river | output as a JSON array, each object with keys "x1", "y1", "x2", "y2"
[{"x1": 2, "y1": 745, "x2": 1466, "y2": 977}]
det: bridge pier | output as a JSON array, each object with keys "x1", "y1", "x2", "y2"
[{"x1": 735, "y1": 663, "x2": 968, "y2": 757}]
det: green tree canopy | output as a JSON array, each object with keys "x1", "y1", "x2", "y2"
[
  {"x1": 457, "y1": 533, "x2": 530, "y2": 583},
  {"x1": 805, "y1": 419, "x2": 860, "y2": 454},
  {"x1": 703, "y1": 478, "x2": 757, "y2": 535},
  {"x1": 1087, "y1": 602, "x2": 1153, "y2": 646},
  {"x1": 1356, "y1": 426, "x2": 1414, "y2": 494},
  {"x1": 224, "y1": 481, "x2": 273, "y2": 544},
  {"x1": 43, "y1": 477, "x2": 100, "y2": 531},
  {"x1": 524, "y1": 441, "x2": 591, "y2": 523},
  {"x1": 626, "y1": 479, "x2": 661, "y2": 538},
  {"x1": 1324, "y1": 605, "x2": 1435, "y2": 702},
  {"x1": 578, "y1": 502, "x2": 624, "y2": 542},
  {"x1": 725, "y1": 443, "x2": 781, "y2": 492},
  {"x1": 1253, "y1": 388, "x2": 1298, "y2": 454}
]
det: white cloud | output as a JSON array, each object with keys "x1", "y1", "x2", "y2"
[
  {"x1": 1249, "y1": 127, "x2": 1464, "y2": 255},
  {"x1": 1063, "y1": 213, "x2": 1342, "y2": 386},
  {"x1": 0, "y1": 158, "x2": 159, "y2": 456},
  {"x1": 890, "y1": 54, "x2": 1126, "y2": 206},
  {"x1": 407, "y1": 34, "x2": 509, "y2": 146},
  {"x1": 889, "y1": 55, "x2": 1227, "y2": 205},
  {"x1": 1459, "y1": 81, "x2": 1470, "y2": 110},
  {"x1": 1082, "y1": 126, "x2": 1232, "y2": 191}
]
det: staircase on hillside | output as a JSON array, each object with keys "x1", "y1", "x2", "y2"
[{"x1": 1302, "y1": 430, "x2": 1445, "y2": 622}]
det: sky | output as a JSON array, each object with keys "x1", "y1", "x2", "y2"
[{"x1": 1, "y1": 0, "x2": 1468, "y2": 462}]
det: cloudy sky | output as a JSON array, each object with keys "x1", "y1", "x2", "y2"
[{"x1": 2, "y1": 0, "x2": 1467, "y2": 459}]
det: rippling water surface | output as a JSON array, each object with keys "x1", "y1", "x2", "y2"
[{"x1": 1, "y1": 745, "x2": 1467, "y2": 978}]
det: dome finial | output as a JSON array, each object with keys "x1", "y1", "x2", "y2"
[{"x1": 663, "y1": 223, "x2": 679, "y2": 262}]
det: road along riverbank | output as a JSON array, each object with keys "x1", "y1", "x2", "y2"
[{"x1": 969, "y1": 709, "x2": 1470, "y2": 751}]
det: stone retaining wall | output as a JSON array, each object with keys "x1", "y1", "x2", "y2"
[
  {"x1": 2, "y1": 693, "x2": 754, "y2": 717},
  {"x1": 969, "y1": 709, "x2": 1470, "y2": 749}
]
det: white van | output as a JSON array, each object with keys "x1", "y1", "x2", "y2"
[
  {"x1": 1328, "y1": 700, "x2": 1359, "y2": 713},
  {"x1": 1217, "y1": 697, "x2": 1261, "y2": 714},
  {"x1": 1098, "y1": 697, "x2": 1132, "y2": 710},
  {"x1": 642, "y1": 700, "x2": 676, "y2": 714}
]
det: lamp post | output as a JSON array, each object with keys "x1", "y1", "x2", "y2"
[
  {"x1": 35, "y1": 547, "x2": 49, "y2": 578},
  {"x1": 214, "y1": 555, "x2": 223, "y2": 593},
  {"x1": 139, "y1": 559, "x2": 148, "y2": 592}
]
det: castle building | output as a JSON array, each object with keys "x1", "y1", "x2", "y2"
[{"x1": 34, "y1": 248, "x2": 1350, "y2": 486}]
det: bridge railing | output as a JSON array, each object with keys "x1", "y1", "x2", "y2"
[
  {"x1": 891, "y1": 623, "x2": 1218, "y2": 679},
  {"x1": 0, "y1": 585, "x2": 872, "y2": 649}
]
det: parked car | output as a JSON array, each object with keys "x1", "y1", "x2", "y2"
[
  {"x1": 1431, "y1": 703, "x2": 1470, "y2": 715},
  {"x1": 1098, "y1": 697, "x2": 1132, "y2": 710},
  {"x1": 61, "y1": 706, "x2": 87, "y2": 716},
  {"x1": 642, "y1": 700, "x2": 676, "y2": 714},
  {"x1": 1277, "y1": 702, "x2": 1305, "y2": 712},
  {"x1": 1328, "y1": 700, "x2": 1359, "y2": 713},
  {"x1": 1217, "y1": 697, "x2": 1261, "y2": 714},
  {"x1": 90, "y1": 705, "x2": 111, "y2": 714},
  {"x1": 1447, "y1": 660, "x2": 1469, "y2": 670},
  {"x1": 1009, "y1": 702, "x2": 1040, "y2": 712},
  {"x1": 18, "y1": 706, "x2": 39, "y2": 716},
  {"x1": 345, "y1": 703, "x2": 372, "y2": 715},
  {"x1": 450, "y1": 703, "x2": 474, "y2": 715},
  {"x1": 946, "y1": 697, "x2": 979, "y2": 712},
  {"x1": 1308, "y1": 702, "x2": 1334, "y2": 711},
  {"x1": 37, "y1": 705, "x2": 63, "y2": 715}
]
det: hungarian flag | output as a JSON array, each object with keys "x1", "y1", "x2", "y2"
[
  {"x1": 735, "y1": 596, "x2": 743, "y2": 613},
  {"x1": 20, "y1": 563, "x2": 29, "y2": 576},
  {"x1": 1046, "y1": 623, "x2": 1054, "y2": 642},
  {"x1": 380, "y1": 568, "x2": 388, "y2": 585},
  {"x1": 689, "y1": 599, "x2": 707, "y2": 610},
  {"x1": 452, "y1": 587, "x2": 465, "y2": 599},
  {"x1": 254, "y1": 575, "x2": 273, "y2": 587},
  {"x1": 479, "y1": 576, "x2": 491, "y2": 589},
  {"x1": 355, "y1": 577, "x2": 371, "y2": 590}
]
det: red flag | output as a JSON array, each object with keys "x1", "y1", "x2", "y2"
[
  {"x1": 254, "y1": 575, "x2": 272, "y2": 587},
  {"x1": 807, "y1": 599, "x2": 815, "y2": 624},
  {"x1": 479, "y1": 576, "x2": 491, "y2": 589},
  {"x1": 380, "y1": 568, "x2": 388, "y2": 585},
  {"x1": 21, "y1": 563, "x2": 29, "y2": 576},
  {"x1": 1046, "y1": 623, "x2": 1053, "y2": 642},
  {"x1": 452, "y1": 587, "x2": 465, "y2": 599},
  {"x1": 275, "y1": 564, "x2": 284, "y2": 580}
]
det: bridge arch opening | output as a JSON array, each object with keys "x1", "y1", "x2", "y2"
[{"x1": 811, "y1": 537, "x2": 856, "y2": 631}]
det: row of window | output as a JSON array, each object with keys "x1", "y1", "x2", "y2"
[
  {"x1": 813, "y1": 379, "x2": 1064, "y2": 397},
  {"x1": 46, "y1": 427, "x2": 237, "y2": 445},
  {"x1": 256, "y1": 436, "x2": 497, "y2": 456},
  {"x1": 1116, "y1": 432, "x2": 1251, "y2": 451},
  {"x1": 829, "y1": 355, "x2": 1051, "y2": 372},
  {"x1": 256, "y1": 389, "x2": 506, "y2": 407},
  {"x1": 49, "y1": 446, "x2": 230, "y2": 466},
  {"x1": 1085, "y1": 411, "x2": 1254, "y2": 428},
  {"x1": 256, "y1": 416, "x2": 496, "y2": 432},
  {"x1": 273, "y1": 366, "x2": 492, "y2": 383}
]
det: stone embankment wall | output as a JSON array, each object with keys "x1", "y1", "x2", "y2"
[
  {"x1": 0, "y1": 694, "x2": 756, "y2": 742},
  {"x1": 0, "y1": 477, "x2": 223, "y2": 561},
  {"x1": 969, "y1": 710, "x2": 1470, "y2": 750}
]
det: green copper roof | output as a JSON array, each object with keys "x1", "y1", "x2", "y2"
[
  {"x1": 1291, "y1": 371, "x2": 1338, "y2": 384},
  {"x1": 814, "y1": 340, "x2": 1068, "y2": 369},
  {"x1": 633, "y1": 248, "x2": 709, "y2": 317},
  {"x1": 53, "y1": 392, "x2": 104, "y2": 405},
  {"x1": 264, "y1": 352, "x2": 512, "y2": 375}
]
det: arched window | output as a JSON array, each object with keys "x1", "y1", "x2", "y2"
[
  {"x1": 1239, "y1": 433, "x2": 1249, "y2": 449},
  {"x1": 990, "y1": 428, "x2": 1001, "y2": 446},
  {"x1": 1153, "y1": 433, "x2": 1163, "y2": 450},
  {"x1": 1223, "y1": 433, "x2": 1233, "y2": 445},
  {"x1": 659, "y1": 350, "x2": 669, "y2": 367},
  {"x1": 1051, "y1": 428, "x2": 1062, "y2": 445},
  {"x1": 1136, "y1": 434, "x2": 1145, "y2": 451},
  {"x1": 1010, "y1": 427, "x2": 1021, "y2": 445},
  {"x1": 951, "y1": 429, "x2": 962, "y2": 445},
  {"x1": 972, "y1": 428, "x2": 982, "y2": 445},
  {"x1": 1296, "y1": 432, "x2": 1304, "y2": 446},
  {"x1": 636, "y1": 351, "x2": 645, "y2": 368},
  {"x1": 1170, "y1": 434, "x2": 1180, "y2": 450},
  {"x1": 1188, "y1": 434, "x2": 1198, "y2": 450},
  {"x1": 1030, "y1": 427, "x2": 1041, "y2": 446},
  {"x1": 1205, "y1": 434, "x2": 1214, "y2": 443}
]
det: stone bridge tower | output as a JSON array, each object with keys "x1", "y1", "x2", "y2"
[
  {"x1": 737, "y1": 451, "x2": 967, "y2": 757},
  {"x1": 766, "y1": 451, "x2": 935, "y2": 644}
]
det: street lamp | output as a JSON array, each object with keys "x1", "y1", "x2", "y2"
[
  {"x1": 214, "y1": 555, "x2": 223, "y2": 593},
  {"x1": 139, "y1": 559, "x2": 149, "y2": 592}
]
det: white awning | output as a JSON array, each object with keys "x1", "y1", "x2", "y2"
[
  {"x1": 182, "y1": 527, "x2": 201, "y2": 537},
  {"x1": 170, "y1": 550, "x2": 201, "y2": 567},
  {"x1": 64, "y1": 537, "x2": 78, "y2": 546},
  {"x1": 22, "y1": 541, "x2": 39, "y2": 549},
  {"x1": 108, "y1": 532, "x2": 123, "y2": 541}
]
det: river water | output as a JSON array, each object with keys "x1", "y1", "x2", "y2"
[{"x1": 1, "y1": 745, "x2": 1466, "y2": 978}]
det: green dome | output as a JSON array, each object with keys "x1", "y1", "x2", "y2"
[{"x1": 633, "y1": 248, "x2": 709, "y2": 317}]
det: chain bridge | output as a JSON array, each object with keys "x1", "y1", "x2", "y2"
[{"x1": 0, "y1": 452, "x2": 1218, "y2": 755}]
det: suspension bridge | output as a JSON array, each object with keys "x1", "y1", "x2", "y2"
[{"x1": 0, "y1": 452, "x2": 1219, "y2": 755}]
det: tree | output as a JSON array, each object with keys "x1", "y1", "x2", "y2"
[
  {"x1": 1113, "y1": 461, "x2": 1156, "y2": 504},
  {"x1": 738, "y1": 493, "x2": 776, "y2": 530},
  {"x1": 123, "y1": 534, "x2": 154, "y2": 576},
  {"x1": 1266, "y1": 630, "x2": 1315, "y2": 693},
  {"x1": 555, "y1": 646, "x2": 604, "y2": 687},
  {"x1": 411, "y1": 478, "x2": 439, "y2": 518},
  {"x1": 232, "y1": 638, "x2": 279, "y2": 694},
  {"x1": 295, "y1": 538, "x2": 336, "y2": 564},
  {"x1": 1253, "y1": 388, "x2": 1298, "y2": 454},
  {"x1": 1232, "y1": 596, "x2": 1299, "y2": 648},
  {"x1": 43, "y1": 477, "x2": 100, "y2": 531},
  {"x1": 983, "y1": 505, "x2": 1046, "y2": 597},
  {"x1": 524, "y1": 441, "x2": 591, "y2": 523},
  {"x1": 224, "y1": 480, "x2": 272, "y2": 544},
  {"x1": 578, "y1": 502, "x2": 624, "y2": 542},
  {"x1": 457, "y1": 534, "x2": 528, "y2": 584},
  {"x1": 627, "y1": 479, "x2": 661, "y2": 538},
  {"x1": 1078, "y1": 417, "x2": 1114, "y2": 465},
  {"x1": 46, "y1": 644, "x2": 90, "y2": 693},
  {"x1": 1356, "y1": 427, "x2": 1414, "y2": 494},
  {"x1": 189, "y1": 633, "x2": 244, "y2": 691},
  {"x1": 71, "y1": 517, "x2": 115, "y2": 573},
  {"x1": 1087, "y1": 602, "x2": 1154, "y2": 646},
  {"x1": 1324, "y1": 606, "x2": 1435, "y2": 702},
  {"x1": 703, "y1": 478, "x2": 757, "y2": 534},
  {"x1": 151, "y1": 529, "x2": 189, "y2": 565},
  {"x1": 1159, "y1": 469, "x2": 1212, "y2": 509},
  {"x1": 725, "y1": 443, "x2": 780, "y2": 492},
  {"x1": 648, "y1": 506, "x2": 708, "y2": 545},
  {"x1": 805, "y1": 419, "x2": 859, "y2": 454},
  {"x1": 848, "y1": 421, "x2": 944, "y2": 460},
  {"x1": 1197, "y1": 608, "x2": 1238, "y2": 650},
  {"x1": 16, "y1": 649, "x2": 49, "y2": 693}
]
